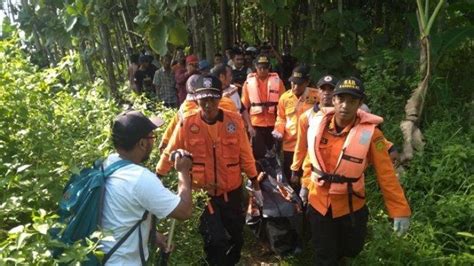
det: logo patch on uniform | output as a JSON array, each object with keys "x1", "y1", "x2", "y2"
[
  {"x1": 226, "y1": 122, "x2": 236, "y2": 134},
  {"x1": 190, "y1": 123, "x2": 200, "y2": 134},
  {"x1": 359, "y1": 130, "x2": 371, "y2": 145},
  {"x1": 375, "y1": 139, "x2": 386, "y2": 151},
  {"x1": 321, "y1": 137, "x2": 328, "y2": 144},
  {"x1": 324, "y1": 76, "x2": 332, "y2": 82}
]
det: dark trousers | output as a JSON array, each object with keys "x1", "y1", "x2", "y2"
[
  {"x1": 252, "y1": 126, "x2": 275, "y2": 160},
  {"x1": 283, "y1": 151, "x2": 301, "y2": 193},
  {"x1": 198, "y1": 188, "x2": 244, "y2": 266},
  {"x1": 308, "y1": 205, "x2": 369, "y2": 265}
]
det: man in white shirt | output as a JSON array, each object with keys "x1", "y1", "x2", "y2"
[{"x1": 101, "y1": 110, "x2": 193, "y2": 265}]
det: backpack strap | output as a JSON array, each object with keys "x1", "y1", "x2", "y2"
[
  {"x1": 98, "y1": 159, "x2": 134, "y2": 230},
  {"x1": 102, "y1": 211, "x2": 149, "y2": 265},
  {"x1": 102, "y1": 159, "x2": 133, "y2": 178}
]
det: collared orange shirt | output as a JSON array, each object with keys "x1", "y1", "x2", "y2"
[{"x1": 274, "y1": 87, "x2": 318, "y2": 151}]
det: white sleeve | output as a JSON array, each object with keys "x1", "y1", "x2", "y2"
[{"x1": 133, "y1": 170, "x2": 181, "y2": 219}]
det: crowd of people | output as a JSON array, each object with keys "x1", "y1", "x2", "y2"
[
  {"x1": 127, "y1": 42, "x2": 297, "y2": 107},
  {"x1": 105, "y1": 43, "x2": 411, "y2": 265}
]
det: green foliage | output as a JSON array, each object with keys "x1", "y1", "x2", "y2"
[
  {"x1": 2, "y1": 1, "x2": 474, "y2": 264},
  {"x1": 352, "y1": 44, "x2": 474, "y2": 264},
  {"x1": 134, "y1": 0, "x2": 191, "y2": 55},
  {"x1": 0, "y1": 36, "x2": 120, "y2": 263}
]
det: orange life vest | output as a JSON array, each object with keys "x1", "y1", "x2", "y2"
[
  {"x1": 307, "y1": 108, "x2": 383, "y2": 195},
  {"x1": 246, "y1": 73, "x2": 281, "y2": 115},
  {"x1": 181, "y1": 111, "x2": 247, "y2": 196}
]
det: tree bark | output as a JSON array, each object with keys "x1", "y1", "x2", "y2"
[
  {"x1": 219, "y1": 0, "x2": 232, "y2": 51},
  {"x1": 120, "y1": 0, "x2": 136, "y2": 48},
  {"x1": 99, "y1": 22, "x2": 119, "y2": 99},
  {"x1": 80, "y1": 40, "x2": 95, "y2": 81},
  {"x1": 190, "y1": 6, "x2": 203, "y2": 58},
  {"x1": 400, "y1": 35, "x2": 429, "y2": 162},
  {"x1": 203, "y1": 0, "x2": 216, "y2": 63}
]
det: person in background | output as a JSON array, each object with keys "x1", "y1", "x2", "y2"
[
  {"x1": 213, "y1": 53, "x2": 224, "y2": 67},
  {"x1": 175, "y1": 55, "x2": 200, "y2": 105},
  {"x1": 199, "y1": 59, "x2": 211, "y2": 75},
  {"x1": 272, "y1": 65, "x2": 318, "y2": 191},
  {"x1": 241, "y1": 55, "x2": 285, "y2": 160},
  {"x1": 225, "y1": 48, "x2": 236, "y2": 68},
  {"x1": 231, "y1": 50, "x2": 252, "y2": 95},
  {"x1": 153, "y1": 54, "x2": 177, "y2": 108},
  {"x1": 212, "y1": 64, "x2": 241, "y2": 112},
  {"x1": 279, "y1": 45, "x2": 298, "y2": 88},
  {"x1": 128, "y1": 54, "x2": 139, "y2": 93},
  {"x1": 134, "y1": 55, "x2": 157, "y2": 95},
  {"x1": 244, "y1": 50, "x2": 256, "y2": 72}
]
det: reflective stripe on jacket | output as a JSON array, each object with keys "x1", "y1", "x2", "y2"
[
  {"x1": 246, "y1": 73, "x2": 281, "y2": 115},
  {"x1": 306, "y1": 108, "x2": 382, "y2": 195},
  {"x1": 295, "y1": 108, "x2": 411, "y2": 218},
  {"x1": 241, "y1": 72, "x2": 285, "y2": 127}
]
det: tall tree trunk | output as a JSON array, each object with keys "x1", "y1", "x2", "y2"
[
  {"x1": 113, "y1": 21, "x2": 127, "y2": 78},
  {"x1": 21, "y1": 0, "x2": 50, "y2": 66},
  {"x1": 190, "y1": 6, "x2": 202, "y2": 58},
  {"x1": 32, "y1": 25, "x2": 51, "y2": 66},
  {"x1": 117, "y1": 16, "x2": 132, "y2": 61},
  {"x1": 203, "y1": 0, "x2": 216, "y2": 63},
  {"x1": 80, "y1": 40, "x2": 95, "y2": 81},
  {"x1": 120, "y1": 0, "x2": 136, "y2": 48},
  {"x1": 400, "y1": 0, "x2": 446, "y2": 162},
  {"x1": 99, "y1": 23, "x2": 119, "y2": 99},
  {"x1": 219, "y1": 0, "x2": 232, "y2": 51},
  {"x1": 400, "y1": 36, "x2": 429, "y2": 162}
]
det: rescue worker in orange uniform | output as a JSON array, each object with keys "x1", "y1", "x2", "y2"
[
  {"x1": 291, "y1": 77, "x2": 411, "y2": 264},
  {"x1": 156, "y1": 75, "x2": 260, "y2": 266},
  {"x1": 297, "y1": 75, "x2": 339, "y2": 199},
  {"x1": 158, "y1": 74, "x2": 238, "y2": 153},
  {"x1": 241, "y1": 54, "x2": 285, "y2": 160},
  {"x1": 272, "y1": 65, "x2": 318, "y2": 191},
  {"x1": 297, "y1": 75, "x2": 399, "y2": 204}
]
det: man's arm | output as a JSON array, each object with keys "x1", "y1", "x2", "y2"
[
  {"x1": 158, "y1": 113, "x2": 180, "y2": 153},
  {"x1": 278, "y1": 80, "x2": 285, "y2": 97},
  {"x1": 241, "y1": 81, "x2": 250, "y2": 110},
  {"x1": 134, "y1": 150, "x2": 192, "y2": 221},
  {"x1": 369, "y1": 129, "x2": 411, "y2": 218},
  {"x1": 174, "y1": 68, "x2": 188, "y2": 85},
  {"x1": 291, "y1": 113, "x2": 309, "y2": 172},
  {"x1": 240, "y1": 82, "x2": 255, "y2": 137},
  {"x1": 238, "y1": 118, "x2": 258, "y2": 179},
  {"x1": 156, "y1": 122, "x2": 182, "y2": 176},
  {"x1": 167, "y1": 151, "x2": 193, "y2": 220},
  {"x1": 273, "y1": 95, "x2": 286, "y2": 135}
]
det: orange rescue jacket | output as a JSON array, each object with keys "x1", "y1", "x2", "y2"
[
  {"x1": 241, "y1": 73, "x2": 285, "y2": 127},
  {"x1": 156, "y1": 109, "x2": 257, "y2": 196},
  {"x1": 292, "y1": 108, "x2": 411, "y2": 218},
  {"x1": 159, "y1": 98, "x2": 238, "y2": 150}
]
